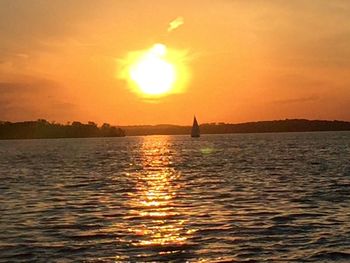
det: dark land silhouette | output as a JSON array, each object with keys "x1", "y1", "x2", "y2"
[
  {"x1": 1, "y1": 119, "x2": 350, "y2": 139},
  {"x1": 0, "y1": 119, "x2": 125, "y2": 140},
  {"x1": 122, "y1": 119, "x2": 350, "y2": 136}
]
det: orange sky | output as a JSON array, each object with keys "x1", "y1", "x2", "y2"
[{"x1": 1, "y1": 0, "x2": 350, "y2": 125}]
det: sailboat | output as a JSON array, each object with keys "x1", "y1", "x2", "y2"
[{"x1": 191, "y1": 116, "x2": 200, "y2": 138}]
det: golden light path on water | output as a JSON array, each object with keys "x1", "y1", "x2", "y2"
[
  {"x1": 112, "y1": 136, "x2": 237, "y2": 262},
  {"x1": 114, "y1": 136, "x2": 196, "y2": 261}
]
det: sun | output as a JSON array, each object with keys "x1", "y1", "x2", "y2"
[
  {"x1": 118, "y1": 43, "x2": 189, "y2": 98},
  {"x1": 129, "y1": 44, "x2": 175, "y2": 95}
]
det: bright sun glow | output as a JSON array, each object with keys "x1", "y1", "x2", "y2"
[
  {"x1": 130, "y1": 44, "x2": 175, "y2": 95},
  {"x1": 118, "y1": 43, "x2": 189, "y2": 98}
]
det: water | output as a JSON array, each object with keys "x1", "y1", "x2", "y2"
[{"x1": 0, "y1": 132, "x2": 350, "y2": 262}]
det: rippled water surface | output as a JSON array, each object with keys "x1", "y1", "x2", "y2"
[{"x1": 1, "y1": 132, "x2": 350, "y2": 262}]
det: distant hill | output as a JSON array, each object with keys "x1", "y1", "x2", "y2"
[
  {"x1": 1, "y1": 119, "x2": 350, "y2": 139},
  {"x1": 0, "y1": 120, "x2": 125, "y2": 140},
  {"x1": 122, "y1": 119, "x2": 350, "y2": 136}
]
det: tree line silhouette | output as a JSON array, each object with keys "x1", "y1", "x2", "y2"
[
  {"x1": 122, "y1": 119, "x2": 350, "y2": 136},
  {"x1": 1, "y1": 119, "x2": 350, "y2": 138},
  {"x1": 199, "y1": 119, "x2": 350, "y2": 134},
  {"x1": 0, "y1": 119, "x2": 125, "y2": 139}
]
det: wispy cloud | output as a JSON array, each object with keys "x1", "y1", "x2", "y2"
[
  {"x1": 167, "y1": 16, "x2": 184, "y2": 32},
  {"x1": 272, "y1": 95, "x2": 319, "y2": 105}
]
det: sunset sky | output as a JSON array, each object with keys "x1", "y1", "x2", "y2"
[{"x1": 1, "y1": 0, "x2": 350, "y2": 125}]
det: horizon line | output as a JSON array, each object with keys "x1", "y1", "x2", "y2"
[{"x1": 2, "y1": 118, "x2": 350, "y2": 127}]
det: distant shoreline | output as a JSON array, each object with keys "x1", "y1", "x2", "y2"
[
  {"x1": 1, "y1": 119, "x2": 350, "y2": 139},
  {"x1": 0, "y1": 120, "x2": 125, "y2": 140},
  {"x1": 122, "y1": 119, "x2": 350, "y2": 136}
]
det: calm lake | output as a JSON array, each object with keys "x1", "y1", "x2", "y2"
[{"x1": 1, "y1": 132, "x2": 350, "y2": 262}]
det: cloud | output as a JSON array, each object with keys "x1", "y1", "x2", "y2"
[
  {"x1": 0, "y1": 78, "x2": 77, "y2": 121},
  {"x1": 272, "y1": 95, "x2": 319, "y2": 105},
  {"x1": 0, "y1": 81, "x2": 40, "y2": 93},
  {"x1": 0, "y1": 0, "x2": 101, "y2": 68},
  {"x1": 167, "y1": 16, "x2": 184, "y2": 32}
]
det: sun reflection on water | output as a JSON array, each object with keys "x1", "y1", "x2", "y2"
[{"x1": 126, "y1": 136, "x2": 190, "y2": 248}]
